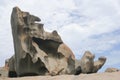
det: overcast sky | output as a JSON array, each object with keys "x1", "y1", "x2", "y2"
[{"x1": 0, "y1": 0, "x2": 120, "y2": 72}]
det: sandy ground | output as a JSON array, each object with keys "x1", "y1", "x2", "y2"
[{"x1": 0, "y1": 71, "x2": 120, "y2": 80}]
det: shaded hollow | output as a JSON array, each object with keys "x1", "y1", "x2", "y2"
[
  {"x1": 32, "y1": 37, "x2": 64, "y2": 58},
  {"x1": 8, "y1": 71, "x2": 17, "y2": 77},
  {"x1": 19, "y1": 54, "x2": 48, "y2": 77}
]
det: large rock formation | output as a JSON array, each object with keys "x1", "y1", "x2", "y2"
[
  {"x1": 9, "y1": 7, "x2": 75, "y2": 77},
  {"x1": 8, "y1": 7, "x2": 106, "y2": 77}
]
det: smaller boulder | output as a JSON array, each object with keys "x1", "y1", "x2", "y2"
[
  {"x1": 105, "y1": 68, "x2": 120, "y2": 72},
  {"x1": 75, "y1": 51, "x2": 107, "y2": 75}
]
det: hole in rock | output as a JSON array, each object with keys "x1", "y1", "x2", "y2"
[{"x1": 32, "y1": 37, "x2": 64, "y2": 58}]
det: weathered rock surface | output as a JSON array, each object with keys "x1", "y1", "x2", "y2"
[
  {"x1": 93, "y1": 56, "x2": 106, "y2": 73},
  {"x1": 7, "y1": 7, "x2": 106, "y2": 77},
  {"x1": 105, "y1": 68, "x2": 120, "y2": 72},
  {"x1": 9, "y1": 7, "x2": 75, "y2": 77},
  {"x1": 75, "y1": 51, "x2": 106, "y2": 74}
]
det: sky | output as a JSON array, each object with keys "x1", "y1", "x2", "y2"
[{"x1": 0, "y1": 0, "x2": 120, "y2": 72}]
